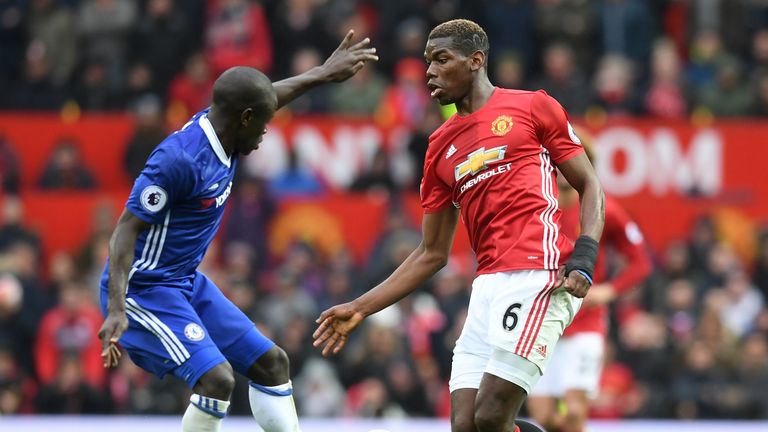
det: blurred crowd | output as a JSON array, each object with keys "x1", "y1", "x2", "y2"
[
  {"x1": 3, "y1": 0, "x2": 768, "y2": 120},
  {"x1": 1, "y1": 0, "x2": 768, "y2": 422}
]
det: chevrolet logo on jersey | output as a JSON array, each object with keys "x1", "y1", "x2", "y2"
[{"x1": 454, "y1": 146, "x2": 507, "y2": 180}]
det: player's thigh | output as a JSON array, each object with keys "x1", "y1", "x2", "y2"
[
  {"x1": 528, "y1": 334, "x2": 569, "y2": 398},
  {"x1": 485, "y1": 269, "x2": 582, "y2": 391},
  {"x1": 117, "y1": 286, "x2": 227, "y2": 388},
  {"x1": 190, "y1": 272, "x2": 275, "y2": 376},
  {"x1": 558, "y1": 332, "x2": 605, "y2": 399},
  {"x1": 449, "y1": 274, "x2": 494, "y2": 394}
]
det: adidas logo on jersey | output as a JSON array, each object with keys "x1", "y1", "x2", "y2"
[
  {"x1": 445, "y1": 144, "x2": 457, "y2": 159},
  {"x1": 534, "y1": 344, "x2": 548, "y2": 358}
]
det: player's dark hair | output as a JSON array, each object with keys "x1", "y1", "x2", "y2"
[{"x1": 429, "y1": 19, "x2": 490, "y2": 61}]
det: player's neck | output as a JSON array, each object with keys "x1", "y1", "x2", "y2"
[
  {"x1": 455, "y1": 78, "x2": 495, "y2": 117},
  {"x1": 207, "y1": 109, "x2": 236, "y2": 156}
]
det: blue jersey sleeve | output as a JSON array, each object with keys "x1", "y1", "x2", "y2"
[{"x1": 127, "y1": 141, "x2": 194, "y2": 224}]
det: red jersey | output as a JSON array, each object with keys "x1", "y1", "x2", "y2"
[
  {"x1": 421, "y1": 89, "x2": 584, "y2": 274},
  {"x1": 562, "y1": 195, "x2": 652, "y2": 335}
]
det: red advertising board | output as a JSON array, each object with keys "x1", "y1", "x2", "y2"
[{"x1": 1, "y1": 114, "x2": 766, "y2": 265}]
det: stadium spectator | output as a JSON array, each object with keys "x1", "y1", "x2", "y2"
[
  {"x1": 28, "y1": 0, "x2": 78, "y2": 87},
  {"x1": 0, "y1": 0, "x2": 25, "y2": 85},
  {"x1": 206, "y1": 0, "x2": 273, "y2": 76},
  {"x1": 269, "y1": 0, "x2": 331, "y2": 79},
  {"x1": 34, "y1": 280, "x2": 105, "y2": 388},
  {"x1": 591, "y1": 54, "x2": 641, "y2": 116},
  {"x1": 38, "y1": 138, "x2": 96, "y2": 190},
  {"x1": 696, "y1": 59, "x2": 753, "y2": 117},
  {"x1": 130, "y1": 0, "x2": 191, "y2": 93},
  {"x1": 222, "y1": 175, "x2": 275, "y2": 272},
  {"x1": 268, "y1": 149, "x2": 325, "y2": 199},
  {"x1": 534, "y1": 0, "x2": 599, "y2": 72},
  {"x1": 123, "y1": 95, "x2": 166, "y2": 179},
  {"x1": 74, "y1": 60, "x2": 123, "y2": 111},
  {"x1": 686, "y1": 30, "x2": 737, "y2": 91},
  {"x1": 529, "y1": 43, "x2": 591, "y2": 115},
  {"x1": 77, "y1": 0, "x2": 138, "y2": 92},
  {"x1": 0, "y1": 136, "x2": 20, "y2": 194},
  {"x1": 282, "y1": 47, "x2": 331, "y2": 114},
  {"x1": 293, "y1": 357, "x2": 346, "y2": 417},
  {"x1": 644, "y1": 38, "x2": 689, "y2": 118},
  {"x1": 34, "y1": 353, "x2": 110, "y2": 413},
  {"x1": 749, "y1": 72, "x2": 768, "y2": 116},
  {"x1": 167, "y1": 52, "x2": 214, "y2": 123},
  {"x1": 349, "y1": 148, "x2": 399, "y2": 196},
  {"x1": 328, "y1": 64, "x2": 387, "y2": 114},
  {"x1": 490, "y1": 51, "x2": 525, "y2": 91},
  {"x1": 376, "y1": 58, "x2": 429, "y2": 128},
  {"x1": 0, "y1": 342, "x2": 26, "y2": 414},
  {"x1": 599, "y1": 0, "x2": 654, "y2": 64},
  {"x1": 4, "y1": 41, "x2": 68, "y2": 110}
]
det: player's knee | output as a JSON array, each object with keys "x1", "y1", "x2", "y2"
[
  {"x1": 450, "y1": 412, "x2": 476, "y2": 432},
  {"x1": 474, "y1": 404, "x2": 508, "y2": 432},
  {"x1": 197, "y1": 363, "x2": 236, "y2": 399},
  {"x1": 249, "y1": 346, "x2": 290, "y2": 385}
]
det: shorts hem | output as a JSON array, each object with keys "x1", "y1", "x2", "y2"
[{"x1": 184, "y1": 350, "x2": 228, "y2": 388}]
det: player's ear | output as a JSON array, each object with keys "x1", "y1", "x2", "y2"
[
  {"x1": 240, "y1": 108, "x2": 253, "y2": 127},
  {"x1": 469, "y1": 50, "x2": 485, "y2": 72}
]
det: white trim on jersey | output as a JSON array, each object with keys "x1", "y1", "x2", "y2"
[
  {"x1": 148, "y1": 211, "x2": 171, "y2": 270},
  {"x1": 537, "y1": 149, "x2": 561, "y2": 269},
  {"x1": 128, "y1": 211, "x2": 171, "y2": 281},
  {"x1": 128, "y1": 224, "x2": 157, "y2": 281},
  {"x1": 199, "y1": 114, "x2": 231, "y2": 168},
  {"x1": 126, "y1": 298, "x2": 190, "y2": 365}
]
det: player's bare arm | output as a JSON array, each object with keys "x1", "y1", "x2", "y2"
[
  {"x1": 97, "y1": 208, "x2": 150, "y2": 368},
  {"x1": 558, "y1": 152, "x2": 605, "y2": 298},
  {"x1": 312, "y1": 207, "x2": 460, "y2": 356},
  {"x1": 272, "y1": 29, "x2": 378, "y2": 109}
]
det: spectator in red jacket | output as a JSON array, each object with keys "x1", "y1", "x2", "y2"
[
  {"x1": 34, "y1": 280, "x2": 104, "y2": 388},
  {"x1": 205, "y1": 0, "x2": 273, "y2": 76}
]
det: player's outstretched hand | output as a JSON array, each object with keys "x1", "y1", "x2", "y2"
[
  {"x1": 319, "y1": 29, "x2": 379, "y2": 83},
  {"x1": 98, "y1": 311, "x2": 129, "y2": 368},
  {"x1": 559, "y1": 265, "x2": 591, "y2": 298},
  {"x1": 312, "y1": 302, "x2": 365, "y2": 356}
]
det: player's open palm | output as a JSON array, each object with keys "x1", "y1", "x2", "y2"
[
  {"x1": 98, "y1": 311, "x2": 128, "y2": 368},
  {"x1": 312, "y1": 303, "x2": 365, "y2": 356},
  {"x1": 321, "y1": 29, "x2": 378, "y2": 82}
]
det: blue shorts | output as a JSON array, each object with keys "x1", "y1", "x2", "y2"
[{"x1": 100, "y1": 271, "x2": 274, "y2": 388}]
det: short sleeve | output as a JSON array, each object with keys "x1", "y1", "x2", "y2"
[
  {"x1": 126, "y1": 142, "x2": 192, "y2": 224},
  {"x1": 531, "y1": 90, "x2": 584, "y2": 165},
  {"x1": 420, "y1": 146, "x2": 453, "y2": 213}
]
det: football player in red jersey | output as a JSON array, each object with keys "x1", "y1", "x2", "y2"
[
  {"x1": 313, "y1": 19, "x2": 605, "y2": 432},
  {"x1": 527, "y1": 130, "x2": 652, "y2": 432}
]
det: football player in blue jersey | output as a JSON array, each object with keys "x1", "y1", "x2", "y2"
[{"x1": 97, "y1": 31, "x2": 377, "y2": 432}]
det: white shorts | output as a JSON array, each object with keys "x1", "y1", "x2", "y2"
[
  {"x1": 529, "y1": 332, "x2": 605, "y2": 399},
  {"x1": 449, "y1": 270, "x2": 582, "y2": 394}
]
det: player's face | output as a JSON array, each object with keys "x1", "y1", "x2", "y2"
[
  {"x1": 424, "y1": 37, "x2": 474, "y2": 105},
  {"x1": 235, "y1": 105, "x2": 276, "y2": 155}
]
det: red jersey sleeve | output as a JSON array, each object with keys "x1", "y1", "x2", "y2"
[
  {"x1": 420, "y1": 139, "x2": 453, "y2": 213},
  {"x1": 603, "y1": 201, "x2": 653, "y2": 294},
  {"x1": 530, "y1": 90, "x2": 584, "y2": 165}
]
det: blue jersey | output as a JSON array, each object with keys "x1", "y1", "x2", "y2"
[{"x1": 116, "y1": 109, "x2": 236, "y2": 287}]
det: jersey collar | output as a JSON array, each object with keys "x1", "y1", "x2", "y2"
[{"x1": 199, "y1": 114, "x2": 231, "y2": 168}]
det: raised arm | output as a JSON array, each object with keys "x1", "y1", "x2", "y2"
[
  {"x1": 97, "y1": 208, "x2": 150, "y2": 368},
  {"x1": 273, "y1": 30, "x2": 378, "y2": 109},
  {"x1": 312, "y1": 206, "x2": 460, "y2": 356}
]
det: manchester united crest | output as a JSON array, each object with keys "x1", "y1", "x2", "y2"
[{"x1": 491, "y1": 115, "x2": 514, "y2": 136}]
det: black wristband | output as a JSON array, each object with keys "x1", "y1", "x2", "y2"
[{"x1": 565, "y1": 235, "x2": 599, "y2": 280}]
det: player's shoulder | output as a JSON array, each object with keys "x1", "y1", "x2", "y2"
[{"x1": 428, "y1": 113, "x2": 456, "y2": 144}]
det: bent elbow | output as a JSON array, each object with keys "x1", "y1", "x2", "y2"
[{"x1": 423, "y1": 249, "x2": 449, "y2": 272}]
